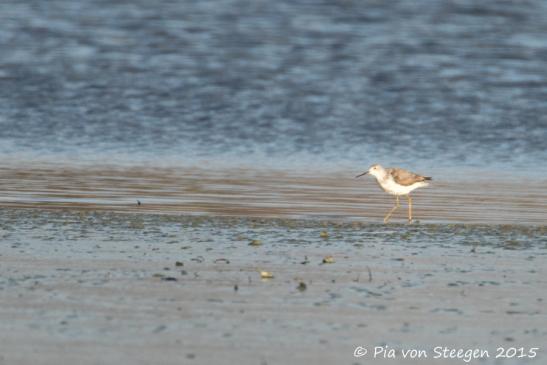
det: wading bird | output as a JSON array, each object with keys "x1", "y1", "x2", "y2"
[{"x1": 356, "y1": 164, "x2": 432, "y2": 223}]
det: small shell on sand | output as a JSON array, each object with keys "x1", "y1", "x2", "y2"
[
  {"x1": 249, "y1": 239, "x2": 262, "y2": 246},
  {"x1": 260, "y1": 271, "x2": 274, "y2": 279},
  {"x1": 322, "y1": 255, "x2": 335, "y2": 264}
]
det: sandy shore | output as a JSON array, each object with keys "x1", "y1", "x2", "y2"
[
  {"x1": 1, "y1": 164, "x2": 546, "y2": 225},
  {"x1": 0, "y1": 208, "x2": 546, "y2": 364}
]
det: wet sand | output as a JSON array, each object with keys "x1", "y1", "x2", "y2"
[
  {"x1": 0, "y1": 208, "x2": 546, "y2": 365},
  {"x1": 1, "y1": 163, "x2": 546, "y2": 225}
]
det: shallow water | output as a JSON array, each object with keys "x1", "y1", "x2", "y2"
[
  {"x1": 1, "y1": 164, "x2": 546, "y2": 225},
  {"x1": 1, "y1": 0, "x2": 547, "y2": 172}
]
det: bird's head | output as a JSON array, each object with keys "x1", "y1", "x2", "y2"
[{"x1": 355, "y1": 164, "x2": 385, "y2": 178}]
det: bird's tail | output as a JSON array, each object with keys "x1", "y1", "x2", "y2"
[{"x1": 424, "y1": 176, "x2": 432, "y2": 181}]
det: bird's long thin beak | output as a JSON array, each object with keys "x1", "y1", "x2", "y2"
[{"x1": 355, "y1": 171, "x2": 369, "y2": 178}]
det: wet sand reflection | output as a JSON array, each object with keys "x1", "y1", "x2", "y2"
[{"x1": 1, "y1": 164, "x2": 546, "y2": 225}]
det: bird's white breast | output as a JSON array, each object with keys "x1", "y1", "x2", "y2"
[{"x1": 377, "y1": 177, "x2": 428, "y2": 195}]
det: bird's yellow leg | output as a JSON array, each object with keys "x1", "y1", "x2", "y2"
[
  {"x1": 384, "y1": 196, "x2": 400, "y2": 223},
  {"x1": 407, "y1": 195, "x2": 413, "y2": 223}
]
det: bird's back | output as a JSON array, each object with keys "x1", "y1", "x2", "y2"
[{"x1": 386, "y1": 167, "x2": 431, "y2": 186}]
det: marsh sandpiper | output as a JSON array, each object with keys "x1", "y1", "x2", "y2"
[{"x1": 356, "y1": 164, "x2": 432, "y2": 223}]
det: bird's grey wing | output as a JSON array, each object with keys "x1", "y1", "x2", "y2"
[{"x1": 388, "y1": 168, "x2": 428, "y2": 186}]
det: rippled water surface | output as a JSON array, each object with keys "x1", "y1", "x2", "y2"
[{"x1": 1, "y1": 0, "x2": 547, "y2": 172}]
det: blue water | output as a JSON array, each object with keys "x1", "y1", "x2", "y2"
[{"x1": 1, "y1": 0, "x2": 546, "y2": 173}]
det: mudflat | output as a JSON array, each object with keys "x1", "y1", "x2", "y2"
[{"x1": 0, "y1": 208, "x2": 545, "y2": 365}]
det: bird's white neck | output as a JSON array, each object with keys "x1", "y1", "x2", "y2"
[{"x1": 370, "y1": 169, "x2": 389, "y2": 182}]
